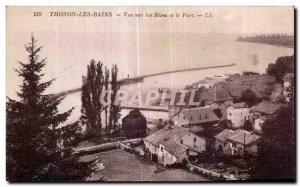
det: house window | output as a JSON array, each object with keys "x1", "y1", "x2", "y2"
[
  {"x1": 161, "y1": 147, "x2": 164, "y2": 152},
  {"x1": 180, "y1": 139, "x2": 183, "y2": 144},
  {"x1": 232, "y1": 142, "x2": 237, "y2": 148},
  {"x1": 229, "y1": 113, "x2": 232, "y2": 116},
  {"x1": 194, "y1": 137, "x2": 197, "y2": 142}
]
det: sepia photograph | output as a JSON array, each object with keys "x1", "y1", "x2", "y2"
[{"x1": 6, "y1": 6, "x2": 295, "y2": 182}]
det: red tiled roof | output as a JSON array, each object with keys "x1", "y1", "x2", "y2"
[
  {"x1": 215, "y1": 129, "x2": 236, "y2": 142},
  {"x1": 228, "y1": 129, "x2": 260, "y2": 145},
  {"x1": 214, "y1": 86, "x2": 234, "y2": 102},
  {"x1": 144, "y1": 126, "x2": 189, "y2": 158},
  {"x1": 197, "y1": 85, "x2": 233, "y2": 104},
  {"x1": 215, "y1": 129, "x2": 260, "y2": 145},
  {"x1": 252, "y1": 100, "x2": 280, "y2": 115},
  {"x1": 181, "y1": 107, "x2": 220, "y2": 125}
]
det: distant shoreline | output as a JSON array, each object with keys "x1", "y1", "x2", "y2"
[{"x1": 236, "y1": 36, "x2": 294, "y2": 48}]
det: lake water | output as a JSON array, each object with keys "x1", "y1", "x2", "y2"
[{"x1": 58, "y1": 33, "x2": 294, "y2": 125}]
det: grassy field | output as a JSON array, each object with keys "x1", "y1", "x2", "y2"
[{"x1": 80, "y1": 150, "x2": 209, "y2": 181}]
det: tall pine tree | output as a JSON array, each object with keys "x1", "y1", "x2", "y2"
[{"x1": 6, "y1": 35, "x2": 96, "y2": 182}]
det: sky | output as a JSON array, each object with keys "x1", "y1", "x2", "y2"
[{"x1": 6, "y1": 6, "x2": 294, "y2": 99}]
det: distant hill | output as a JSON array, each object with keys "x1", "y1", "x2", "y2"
[{"x1": 236, "y1": 35, "x2": 294, "y2": 48}]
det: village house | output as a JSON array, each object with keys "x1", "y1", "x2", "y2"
[
  {"x1": 283, "y1": 73, "x2": 294, "y2": 101},
  {"x1": 168, "y1": 105, "x2": 182, "y2": 119},
  {"x1": 197, "y1": 84, "x2": 234, "y2": 108},
  {"x1": 226, "y1": 102, "x2": 250, "y2": 128},
  {"x1": 194, "y1": 84, "x2": 234, "y2": 121},
  {"x1": 170, "y1": 106, "x2": 220, "y2": 133},
  {"x1": 250, "y1": 100, "x2": 281, "y2": 132},
  {"x1": 215, "y1": 129, "x2": 260, "y2": 156},
  {"x1": 143, "y1": 126, "x2": 207, "y2": 166},
  {"x1": 251, "y1": 100, "x2": 280, "y2": 117},
  {"x1": 196, "y1": 80, "x2": 210, "y2": 89},
  {"x1": 253, "y1": 116, "x2": 267, "y2": 133}
]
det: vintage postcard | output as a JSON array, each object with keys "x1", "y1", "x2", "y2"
[{"x1": 6, "y1": 6, "x2": 295, "y2": 182}]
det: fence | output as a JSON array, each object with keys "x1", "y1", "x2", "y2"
[
  {"x1": 75, "y1": 138, "x2": 142, "y2": 155},
  {"x1": 119, "y1": 142, "x2": 132, "y2": 151},
  {"x1": 188, "y1": 163, "x2": 237, "y2": 181}
]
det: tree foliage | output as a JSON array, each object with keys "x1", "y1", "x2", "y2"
[
  {"x1": 108, "y1": 65, "x2": 121, "y2": 132},
  {"x1": 121, "y1": 110, "x2": 147, "y2": 139},
  {"x1": 80, "y1": 60, "x2": 104, "y2": 137},
  {"x1": 104, "y1": 67, "x2": 109, "y2": 129},
  {"x1": 251, "y1": 81, "x2": 295, "y2": 180},
  {"x1": 81, "y1": 61, "x2": 120, "y2": 136},
  {"x1": 6, "y1": 35, "x2": 96, "y2": 182},
  {"x1": 266, "y1": 54, "x2": 294, "y2": 82},
  {"x1": 240, "y1": 88, "x2": 259, "y2": 107}
]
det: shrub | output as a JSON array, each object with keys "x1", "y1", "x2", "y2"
[
  {"x1": 243, "y1": 71, "x2": 259, "y2": 76},
  {"x1": 192, "y1": 168, "x2": 198, "y2": 174},
  {"x1": 166, "y1": 162, "x2": 182, "y2": 169},
  {"x1": 122, "y1": 109, "x2": 147, "y2": 139},
  {"x1": 182, "y1": 158, "x2": 188, "y2": 168}
]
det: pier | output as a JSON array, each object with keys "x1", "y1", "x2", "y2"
[{"x1": 52, "y1": 63, "x2": 236, "y2": 97}]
